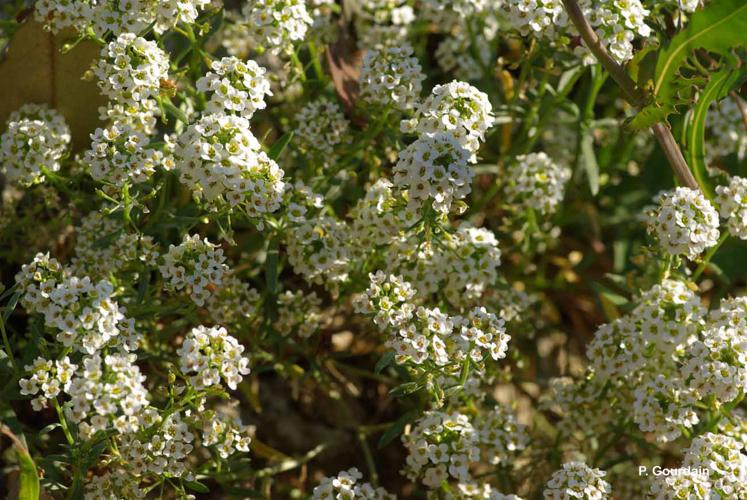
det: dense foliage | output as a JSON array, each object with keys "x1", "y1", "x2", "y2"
[{"x1": 1, "y1": 0, "x2": 747, "y2": 498}]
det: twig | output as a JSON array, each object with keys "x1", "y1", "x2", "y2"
[
  {"x1": 731, "y1": 92, "x2": 747, "y2": 132},
  {"x1": 561, "y1": 0, "x2": 700, "y2": 191}
]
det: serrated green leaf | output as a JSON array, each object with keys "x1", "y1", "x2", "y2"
[
  {"x1": 685, "y1": 67, "x2": 747, "y2": 199},
  {"x1": 625, "y1": 104, "x2": 675, "y2": 131},
  {"x1": 654, "y1": 0, "x2": 747, "y2": 104}
]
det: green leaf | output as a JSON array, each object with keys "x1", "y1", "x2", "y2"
[
  {"x1": 161, "y1": 99, "x2": 190, "y2": 125},
  {"x1": 377, "y1": 411, "x2": 418, "y2": 449},
  {"x1": 388, "y1": 381, "x2": 423, "y2": 397},
  {"x1": 580, "y1": 130, "x2": 599, "y2": 195},
  {"x1": 654, "y1": 0, "x2": 747, "y2": 104},
  {"x1": 1, "y1": 425, "x2": 40, "y2": 500},
  {"x1": 374, "y1": 351, "x2": 395, "y2": 374},
  {"x1": 268, "y1": 131, "x2": 294, "y2": 160},
  {"x1": 685, "y1": 67, "x2": 747, "y2": 200},
  {"x1": 184, "y1": 480, "x2": 210, "y2": 493}
]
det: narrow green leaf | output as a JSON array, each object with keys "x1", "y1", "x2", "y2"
[
  {"x1": 388, "y1": 381, "x2": 423, "y2": 397},
  {"x1": 374, "y1": 351, "x2": 395, "y2": 375},
  {"x1": 377, "y1": 411, "x2": 417, "y2": 449},
  {"x1": 1, "y1": 425, "x2": 40, "y2": 500},
  {"x1": 161, "y1": 99, "x2": 190, "y2": 125},
  {"x1": 268, "y1": 131, "x2": 294, "y2": 160},
  {"x1": 184, "y1": 480, "x2": 210, "y2": 493},
  {"x1": 580, "y1": 131, "x2": 599, "y2": 195},
  {"x1": 685, "y1": 67, "x2": 747, "y2": 199}
]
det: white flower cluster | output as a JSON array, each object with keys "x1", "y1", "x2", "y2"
[
  {"x1": 200, "y1": 409, "x2": 253, "y2": 459},
  {"x1": 585, "y1": 279, "x2": 706, "y2": 441},
  {"x1": 35, "y1": 0, "x2": 211, "y2": 37},
  {"x1": 359, "y1": 44, "x2": 425, "y2": 111},
  {"x1": 651, "y1": 433, "x2": 747, "y2": 499},
  {"x1": 159, "y1": 234, "x2": 228, "y2": 307},
  {"x1": 20, "y1": 352, "x2": 150, "y2": 439},
  {"x1": 16, "y1": 253, "x2": 130, "y2": 354},
  {"x1": 393, "y1": 133, "x2": 472, "y2": 216},
  {"x1": 175, "y1": 114, "x2": 285, "y2": 213},
  {"x1": 543, "y1": 462, "x2": 611, "y2": 499},
  {"x1": 116, "y1": 411, "x2": 195, "y2": 479},
  {"x1": 241, "y1": 0, "x2": 313, "y2": 54},
  {"x1": 707, "y1": 97, "x2": 747, "y2": 161},
  {"x1": 436, "y1": 33, "x2": 492, "y2": 82},
  {"x1": 205, "y1": 273, "x2": 261, "y2": 327},
  {"x1": 356, "y1": 272, "x2": 510, "y2": 368},
  {"x1": 93, "y1": 33, "x2": 169, "y2": 108},
  {"x1": 505, "y1": 0, "x2": 651, "y2": 63},
  {"x1": 715, "y1": 176, "x2": 747, "y2": 239},
  {"x1": 65, "y1": 352, "x2": 150, "y2": 439},
  {"x1": 84, "y1": 121, "x2": 173, "y2": 184},
  {"x1": 681, "y1": 324, "x2": 747, "y2": 404},
  {"x1": 632, "y1": 373, "x2": 700, "y2": 442},
  {"x1": 286, "y1": 215, "x2": 351, "y2": 292},
  {"x1": 19, "y1": 356, "x2": 76, "y2": 411},
  {"x1": 401, "y1": 81, "x2": 495, "y2": 158},
  {"x1": 504, "y1": 0, "x2": 567, "y2": 39},
  {"x1": 177, "y1": 325, "x2": 251, "y2": 390},
  {"x1": 196, "y1": 57, "x2": 273, "y2": 118},
  {"x1": 503, "y1": 152, "x2": 571, "y2": 216},
  {"x1": 71, "y1": 211, "x2": 158, "y2": 280},
  {"x1": 421, "y1": 0, "x2": 492, "y2": 32},
  {"x1": 353, "y1": 0, "x2": 415, "y2": 49},
  {"x1": 384, "y1": 226, "x2": 502, "y2": 308},
  {"x1": 275, "y1": 289, "x2": 323, "y2": 338},
  {"x1": 0, "y1": 104, "x2": 71, "y2": 186},
  {"x1": 581, "y1": 0, "x2": 651, "y2": 63},
  {"x1": 312, "y1": 467, "x2": 395, "y2": 499},
  {"x1": 294, "y1": 98, "x2": 351, "y2": 159},
  {"x1": 348, "y1": 179, "x2": 411, "y2": 250},
  {"x1": 646, "y1": 187, "x2": 720, "y2": 260},
  {"x1": 402, "y1": 410, "x2": 482, "y2": 488},
  {"x1": 475, "y1": 405, "x2": 529, "y2": 465}
]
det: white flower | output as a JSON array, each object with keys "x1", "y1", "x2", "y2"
[
  {"x1": 197, "y1": 57, "x2": 273, "y2": 118},
  {"x1": 543, "y1": 461, "x2": 611, "y2": 499},
  {"x1": 646, "y1": 187, "x2": 720, "y2": 260},
  {"x1": 360, "y1": 43, "x2": 425, "y2": 110},
  {"x1": 393, "y1": 132, "x2": 473, "y2": 215},
  {"x1": 241, "y1": 0, "x2": 313, "y2": 54},
  {"x1": 177, "y1": 325, "x2": 251, "y2": 391},
  {"x1": 503, "y1": 152, "x2": 571, "y2": 216},
  {"x1": 294, "y1": 98, "x2": 351, "y2": 159},
  {"x1": 93, "y1": 33, "x2": 169, "y2": 108},
  {"x1": 401, "y1": 81, "x2": 494, "y2": 158},
  {"x1": 0, "y1": 104, "x2": 70, "y2": 186},
  {"x1": 715, "y1": 176, "x2": 747, "y2": 239},
  {"x1": 175, "y1": 114, "x2": 285, "y2": 214},
  {"x1": 159, "y1": 234, "x2": 228, "y2": 307}
]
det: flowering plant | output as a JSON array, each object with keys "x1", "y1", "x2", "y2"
[{"x1": 1, "y1": 0, "x2": 747, "y2": 498}]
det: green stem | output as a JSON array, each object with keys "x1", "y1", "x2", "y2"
[
  {"x1": 693, "y1": 232, "x2": 728, "y2": 280},
  {"x1": 358, "y1": 432, "x2": 379, "y2": 487},
  {"x1": 0, "y1": 311, "x2": 18, "y2": 372},
  {"x1": 289, "y1": 50, "x2": 307, "y2": 83}
]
